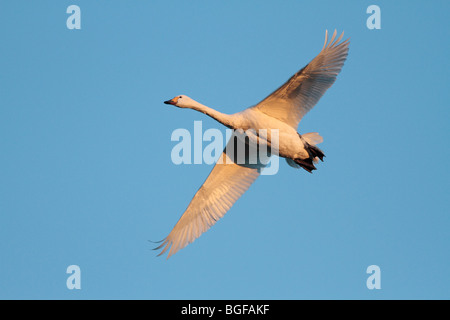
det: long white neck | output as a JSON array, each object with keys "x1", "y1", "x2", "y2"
[{"x1": 187, "y1": 100, "x2": 234, "y2": 128}]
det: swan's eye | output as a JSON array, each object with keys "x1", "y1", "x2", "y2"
[{"x1": 179, "y1": 96, "x2": 182, "y2": 98}]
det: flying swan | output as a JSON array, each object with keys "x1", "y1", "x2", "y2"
[{"x1": 156, "y1": 30, "x2": 349, "y2": 258}]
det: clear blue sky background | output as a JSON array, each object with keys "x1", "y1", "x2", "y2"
[{"x1": 1, "y1": 1, "x2": 449, "y2": 299}]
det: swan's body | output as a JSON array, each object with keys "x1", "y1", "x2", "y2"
[
  {"x1": 156, "y1": 30, "x2": 349, "y2": 258},
  {"x1": 230, "y1": 108, "x2": 308, "y2": 159}
]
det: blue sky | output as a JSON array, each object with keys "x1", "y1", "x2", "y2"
[{"x1": 0, "y1": 1, "x2": 449, "y2": 299}]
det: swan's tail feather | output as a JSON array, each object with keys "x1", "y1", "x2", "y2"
[
  {"x1": 302, "y1": 132, "x2": 325, "y2": 162},
  {"x1": 302, "y1": 132, "x2": 323, "y2": 145}
]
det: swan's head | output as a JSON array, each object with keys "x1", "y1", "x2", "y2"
[{"x1": 164, "y1": 95, "x2": 192, "y2": 108}]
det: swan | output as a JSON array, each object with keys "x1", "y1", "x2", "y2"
[{"x1": 156, "y1": 30, "x2": 349, "y2": 258}]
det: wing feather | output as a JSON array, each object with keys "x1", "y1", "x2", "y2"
[
  {"x1": 252, "y1": 30, "x2": 350, "y2": 128},
  {"x1": 155, "y1": 132, "x2": 266, "y2": 258}
]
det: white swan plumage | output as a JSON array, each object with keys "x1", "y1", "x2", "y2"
[{"x1": 156, "y1": 30, "x2": 349, "y2": 258}]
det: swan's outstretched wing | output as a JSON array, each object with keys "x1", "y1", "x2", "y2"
[
  {"x1": 155, "y1": 133, "x2": 267, "y2": 258},
  {"x1": 252, "y1": 30, "x2": 349, "y2": 129}
]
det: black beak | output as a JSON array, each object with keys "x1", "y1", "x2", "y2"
[{"x1": 164, "y1": 100, "x2": 174, "y2": 105}]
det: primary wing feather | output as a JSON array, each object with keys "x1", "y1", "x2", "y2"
[
  {"x1": 155, "y1": 133, "x2": 266, "y2": 258},
  {"x1": 252, "y1": 30, "x2": 350, "y2": 128}
]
